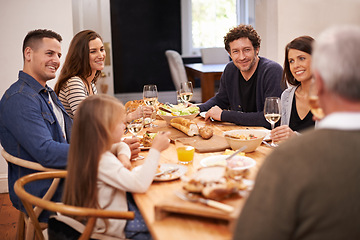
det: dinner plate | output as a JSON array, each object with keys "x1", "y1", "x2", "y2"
[
  {"x1": 139, "y1": 144, "x2": 151, "y2": 150},
  {"x1": 200, "y1": 155, "x2": 256, "y2": 170},
  {"x1": 133, "y1": 163, "x2": 188, "y2": 182}
]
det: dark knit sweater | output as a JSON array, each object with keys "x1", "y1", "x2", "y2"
[{"x1": 199, "y1": 57, "x2": 283, "y2": 128}]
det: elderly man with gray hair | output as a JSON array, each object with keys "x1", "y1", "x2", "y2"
[{"x1": 233, "y1": 25, "x2": 360, "y2": 240}]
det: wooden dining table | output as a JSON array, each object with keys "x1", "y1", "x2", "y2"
[
  {"x1": 185, "y1": 63, "x2": 227, "y2": 102},
  {"x1": 128, "y1": 116, "x2": 273, "y2": 240}
]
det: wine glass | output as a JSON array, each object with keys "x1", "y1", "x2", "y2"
[
  {"x1": 126, "y1": 106, "x2": 144, "y2": 160},
  {"x1": 264, "y1": 97, "x2": 281, "y2": 147},
  {"x1": 179, "y1": 81, "x2": 193, "y2": 104},
  {"x1": 308, "y1": 78, "x2": 325, "y2": 120},
  {"x1": 143, "y1": 84, "x2": 158, "y2": 127}
]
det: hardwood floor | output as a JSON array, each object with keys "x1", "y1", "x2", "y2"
[{"x1": 0, "y1": 193, "x2": 19, "y2": 240}]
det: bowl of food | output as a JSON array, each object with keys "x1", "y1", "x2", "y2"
[
  {"x1": 223, "y1": 129, "x2": 267, "y2": 152},
  {"x1": 158, "y1": 104, "x2": 199, "y2": 124}
]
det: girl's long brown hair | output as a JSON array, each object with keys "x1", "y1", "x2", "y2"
[
  {"x1": 54, "y1": 30, "x2": 103, "y2": 95},
  {"x1": 63, "y1": 94, "x2": 125, "y2": 213}
]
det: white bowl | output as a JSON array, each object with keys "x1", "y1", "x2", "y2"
[
  {"x1": 158, "y1": 112, "x2": 198, "y2": 124},
  {"x1": 223, "y1": 129, "x2": 267, "y2": 152}
]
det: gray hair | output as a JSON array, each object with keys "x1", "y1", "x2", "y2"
[{"x1": 312, "y1": 25, "x2": 360, "y2": 101}]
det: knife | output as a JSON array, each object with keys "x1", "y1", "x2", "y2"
[{"x1": 175, "y1": 191, "x2": 234, "y2": 213}]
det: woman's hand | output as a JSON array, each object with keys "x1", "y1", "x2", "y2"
[
  {"x1": 151, "y1": 131, "x2": 171, "y2": 152},
  {"x1": 270, "y1": 125, "x2": 295, "y2": 142},
  {"x1": 126, "y1": 106, "x2": 154, "y2": 122}
]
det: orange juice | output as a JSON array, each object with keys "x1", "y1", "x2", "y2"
[{"x1": 176, "y1": 146, "x2": 194, "y2": 164}]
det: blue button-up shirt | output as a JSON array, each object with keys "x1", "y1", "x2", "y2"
[{"x1": 0, "y1": 71, "x2": 72, "y2": 221}]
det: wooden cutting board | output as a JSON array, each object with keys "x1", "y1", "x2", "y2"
[
  {"x1": 154, "y1": 191, "x2": 243, "y2": 231},
  {"x1": 147, "y1": 126, "x2": 230, "y2": 153}
]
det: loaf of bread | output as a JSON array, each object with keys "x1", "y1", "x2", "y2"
[{"x1": 170, "y1": 117, "x2": 199, "y2": 136}]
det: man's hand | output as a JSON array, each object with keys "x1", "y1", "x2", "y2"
[
  {"x1": 122, "y1": 137, "x2": 141, "y2": 160},
  {"x1": 205, "y1": 105, "x2": 222, "y2": 121}
]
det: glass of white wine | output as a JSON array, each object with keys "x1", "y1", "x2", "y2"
[
  {"x1": 264, "y1": 97, "x2": 281, "y2": 147},
  {"x1": 179, "y1": 81, "x2": 193, "y2": 104},
  {"x1": 308, "y1": 78, "x2": 325, "y2": 120},
  {"x1": 126, "y1": 106, "x2": 144, "y2": 160},
  {"x1": 143, "y1": 84, "x2": 158, "y2": 127}
]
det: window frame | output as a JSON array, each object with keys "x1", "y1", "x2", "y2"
[{"x1": 181, "y1": 0, "x2": 255, "y2": 57}]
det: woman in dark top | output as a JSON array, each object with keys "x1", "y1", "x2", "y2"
[{"x1": 271, "y1": 36, "x2": 315, "y2": 143}]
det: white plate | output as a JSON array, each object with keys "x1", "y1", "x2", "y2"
[
  {"x1": 200, "y1": 155, "x2": 256, "y2": 170},
  {"x1": 200, "y1": 112, "x2": 206, "y2": 118},
  {"x1": 133, "y1": 163, "x2": 188, "y2": 182},
  {"x1": 139, "y1": 144, "x2": 151, "y2": 150}
]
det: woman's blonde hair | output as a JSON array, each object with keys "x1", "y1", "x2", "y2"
[{"x1": 63, "y1": 94, "x2": 125, "y2": 213}]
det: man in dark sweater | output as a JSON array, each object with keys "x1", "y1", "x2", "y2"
[
  {"x1": 199, "y1": 24, "x2": 283, "y2": 128},
  {"x1": 233, "y1": 25, "x2": 360, "y2": 240}
]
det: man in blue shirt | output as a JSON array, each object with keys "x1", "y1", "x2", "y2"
[
  {"x1": 200, "y1": 25, "x2": 283, "y2": 128},
  {"x1": 0, "y1": 29, "x2": 72, "y2": 221}
]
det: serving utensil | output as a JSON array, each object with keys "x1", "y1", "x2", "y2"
[
  {"x1": 262, "y1": 140, "x2": 273, "y2": 148},
  {"x1": 175, "y1": 191, "x2": 234, "y2": 213},
  {"x1": 155, "y1": 167, "x2": 179, "y2": 177},
  {"x1": 159, "y1": 106, "x2": 177, "y2": 116},
  {"x1": 225, "y1": 146, "x2": 247, "y2": 161}
]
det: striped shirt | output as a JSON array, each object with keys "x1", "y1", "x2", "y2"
[{"x1": 58, "y1": 76, "x2": 97, "y2": 119}]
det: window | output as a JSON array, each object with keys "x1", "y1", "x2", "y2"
[{"x1": 181, "y1": 0, "x2": 255, "y2": 57}]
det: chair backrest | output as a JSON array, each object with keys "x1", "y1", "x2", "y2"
[
  {"x1": 2, "y1": 148, "x2": 61, "y2": 240},
  {"x1": 14, "y1": 171, "x2": 135, "y2": 240},
  {"x1": 165, "y1": 50, "x2": 188, "y2": 91},
  {"x1": 200, "y1": 47, "x2": 229, "y2": 64}
]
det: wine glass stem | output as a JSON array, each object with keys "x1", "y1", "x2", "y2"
[{"x1": 271, "y1": 123, "x2": 275, "y2": 146}]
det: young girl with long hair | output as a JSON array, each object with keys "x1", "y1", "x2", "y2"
[{"x1": 62, "y1": 94, "x2": 170, "y2": 239}]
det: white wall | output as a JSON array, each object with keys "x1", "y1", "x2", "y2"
[
  {"x1": 72, "y1": 0, "x2": 114, "y2": 96},
  {"x1": 0, "y1": 0, "x2": 74, "y2": 193},
  {"x1": 256, "y1": 0, "x2": 360, "y2": 65}
]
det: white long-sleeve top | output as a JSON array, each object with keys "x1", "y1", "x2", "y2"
[{"x1": 94, "y1": 142, "x2": 160, "y2": 238}]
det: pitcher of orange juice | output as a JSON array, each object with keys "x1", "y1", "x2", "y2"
[{"x1": 175, "y1": 140, "x2": 195, "y2": 164}]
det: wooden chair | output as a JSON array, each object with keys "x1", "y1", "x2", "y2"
[
  {"x1": 14, "y1": 171, "x2": 135, "y2": 240},
  {"x1": 1, "y1": 149, "x2": 61, "y2": 240}
]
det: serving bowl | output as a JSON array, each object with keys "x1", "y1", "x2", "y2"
[{"x1": 223, "y1": 129, "x2": 267, "y2": 152}]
